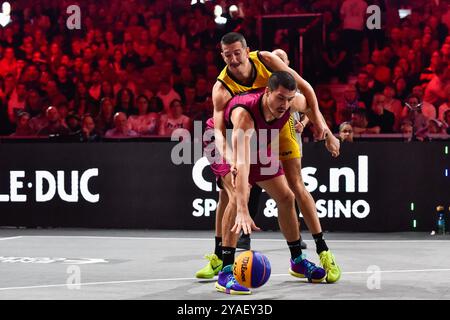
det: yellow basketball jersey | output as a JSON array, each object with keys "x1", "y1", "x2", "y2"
[
  {"x1": 217, "y1": 51, "x2": 272, "y2": 95},
  {"x1": 216, "y1": 50, "x2": 301, "y2": 160}
]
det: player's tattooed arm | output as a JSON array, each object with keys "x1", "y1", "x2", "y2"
[{"x1": 212, "y1": 81, "x2": 234, "y2": 164}]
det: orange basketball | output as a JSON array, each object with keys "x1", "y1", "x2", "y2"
[{"x1": 233, "y1": 250, "x2": 271, "y2": 288}]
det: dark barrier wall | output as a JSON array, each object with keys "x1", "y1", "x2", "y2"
[{"x1": 0, "y1": 141, "x2": 448, "y2": 232}]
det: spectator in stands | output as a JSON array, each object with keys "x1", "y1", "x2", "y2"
[
  {"x1": 56, "y1": 101, "x2": 69, "y2": 128},
  {"x1": 158, "y1": 99, "x2": 192, "y2": 136},
  {"x1": 419, "y1": 51, "x2": 442, "y2": 88},
  {"x1": 3, "y1": 73, "x2": 16, "y2": 99},
  {"x1": 364, "y1": 63, "x2": 385, "y2": 93},
  {"x1": 7, "y1": 82, "x2": 27, "y2": 124},
  {"x1": 338, "y1": 122, "x2": 354, "y2": 143},
  {"x1": 115, "y1": 88, "x2": 135, "y2": 116},
  {"x1": 113, "y1": 71, "x2": 137, "y2": 96},
  {"x1": 438, "y1": 83, "x2": 450, "y2": 121},
  {"x1": 416, "y1": 118, "x2": 446, "y2": 141},
  {"x1": 44, "y1": 78, "x2": 67, "y2": 107},
  {"x1": 441, "y1": 43, "x2": 450, "y2": 64},
  {"x1": 321, "y1": 31, "x2": 348, "y2": 83},
  {"x1": 400, "y1": 119, "x2": 414, "y2": 141},
  {"x1": 128, "y1": 95, "x2": 159, "y2": 136},
  {"x1": 368, "y1": 93, "x2": 395, "y2": 133},
  {"x1": 27, "y1": 90, "x2": 47, "y2": 134},
  {"x1": 410, "y1": 85, "x2": 437, "y2": 119},
  {"x1": 388, "y1": 27, "x2": 403, "y2": 54},
  {"x1": 160, "y1": 20, "x2": 181, "y2": 49},
  {"x1": 80, "y1": 114, "x2": 100, "y2": 142},
  {"x1": 406, "y1": 49, "x2": 422, "y2": 77},
  {"x1": 56, "y1": 65, "x2": 75, "y2": 102},
  {"x1": 97, "y1": 56, "x2": 117, "y2": 83},
  {"x1": 10, "y1": 111, "x2": 33, "y2": 137},
  {"x1": 392, "y1": 65, "x2": 406, "y2": 85},
  {"x1": 194, "y1": 76, "x2": 211, "y2": 104},
  {"x1": 424, "y1": 61, "x2": 450, "y2": 107},
  {"x1": 383, "y1": 85, "x2": 403, "y2": 130},
  {"x1": 340, "y1": 0, "x2": 368, "y2": 57},
  {"x1": 442, "y1": 109, "x2": 450, "y2": 134},
  {"x1": 336, "y1": 85, "x2": 365, "y2": 125},
  {"x1": 371, "y1": 49, "x2": 391, "y2": 85},
  {"x1": 401, "y1": 94, "x2": 429, "y2": 133},
  {"x1": 157, "y1": 79, "x2": 181, "y2": 113},
  {"x1": 38, "y1": 106, "x2": 70, "y2": 137},
  {"x1": 100, "y1": 80, "x2": 115, "y2": 105},
  {"x1": 112, "y1": 49, "x2": 125, "y2": 73},
  {"x1": 351, "y1": 108, "x2": 379, "y2": 134},
  {"x1": 105, "y1": 112, "x2": 138, "y2": 138},
  {"x1": 189, "y1": 96, "x2": 213, "y2": 126},
  {"x1": 73, "y1": 81, "x2": 97, "y2": 117},
  {"x1": 148, "y1": 96, "x2": 164, "y2": 114},
  {"x1": 318, "y1": 87, "x2": 337, "y2": 130},
  {"x1": 66, "y1": 113, "x2": 82, "y2": 135},
  {"x1": 382, "y1": 46, "x2": 398, "y2": 69},
  {"x1": 355, "y1": 71, "x2": 375, "y2": 110},
  {"x1": 96, "y1": 97, "x2": 115, "y2": 137},
  {"x1": 394, "y1": 77, "x2": 409, "y2": 102},
  {"x1": 88, "y1": 70, "x2": 103, "y2": 104},
  {"x1": 0, "y1": 47, "x2": 17, "y2": 78}
]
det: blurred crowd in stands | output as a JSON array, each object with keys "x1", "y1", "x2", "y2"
[{"x1": 0, "y1": 0, "x2": 448, "y2": 141}]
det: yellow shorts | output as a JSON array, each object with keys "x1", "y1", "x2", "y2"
[{"x1": 272, "y1": 116, "x2": 301, "y2": 161}]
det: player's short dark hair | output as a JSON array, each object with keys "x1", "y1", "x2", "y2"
[
  {"x1": 268, "y1": 71, "x2": 297, "y2": 92},
  {"x1": 220, "y1": 32, "x2": 247, "y2": 48}
]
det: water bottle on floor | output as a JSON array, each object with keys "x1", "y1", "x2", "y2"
[{"x1": 436, "y1": 206, "x2": 445, "y2": 235}]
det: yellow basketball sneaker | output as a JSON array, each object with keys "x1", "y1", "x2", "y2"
[
  {"x1": 319, "y1": 250, "x2": 341, "y2": 283},
  {"x1": 195, "y1": 254, "x2": 223, "y2": 279}
]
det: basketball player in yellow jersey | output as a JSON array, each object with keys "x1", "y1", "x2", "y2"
[{"x1": 195, "y1": 33, "x2": 341, "y2": 283}]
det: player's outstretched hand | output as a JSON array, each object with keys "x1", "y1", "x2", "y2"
[
  {"x1": 231, "y1": 210, "x2": 260, "y2": 235},
  {"x1": 325, "y1": 132, "x2": 340, "y2": 157}
]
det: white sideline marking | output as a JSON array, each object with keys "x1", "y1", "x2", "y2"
[
  {"x1": 0, "y1": 236, "x2": 22, "y2": 241},
  {"x1": 15, "y1": 236, "x2": 450, "y2": 243},
  {"x1": 1, "y1": 268, "x2": 450, "y2": 291}
]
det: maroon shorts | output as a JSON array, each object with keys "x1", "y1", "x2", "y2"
[{"x1": 203, "y1": 125, "x2": 284, "y2": 188}]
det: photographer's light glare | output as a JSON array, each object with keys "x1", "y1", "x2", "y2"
[
  {"x1": 398, "y1": 9, "x2": 412, "y2": 19},
  {"x1": 191, "y1": 0, "x2": 205, "y2": 5},
  {"x1": 214, "y1": 5, "x2": 222, "y2": 17},
  {"x1": 0, "y1": 1, "x2": 12, "y2": 27},
  {"x1": 229, "y1": 5, "x2": 238, "y2": 14},
  {"x1": 214, "y1": 5, "x2": 227, "y2": 24}
]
